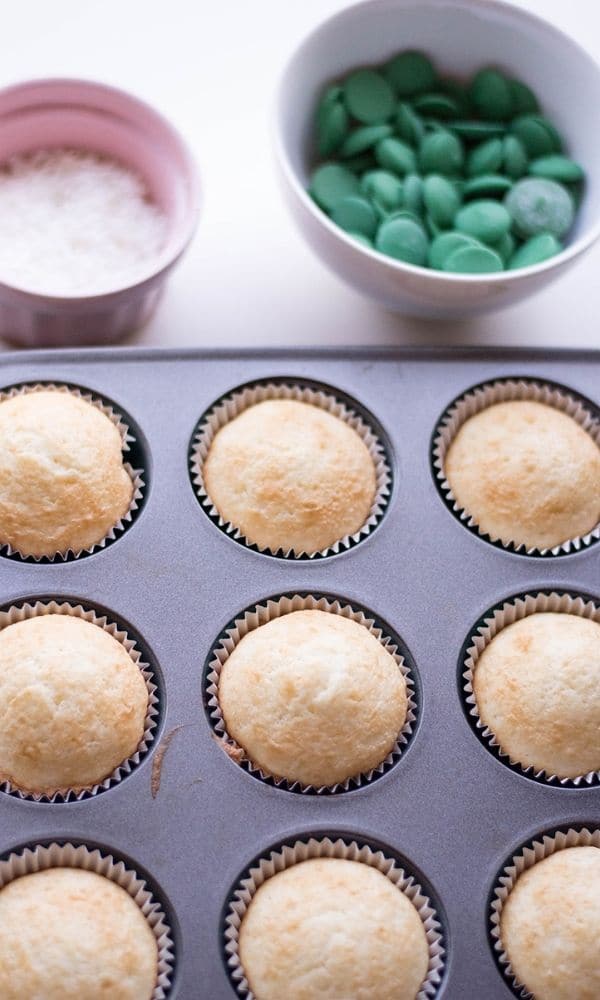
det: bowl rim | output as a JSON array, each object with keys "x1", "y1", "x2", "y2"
[
  {"x1": 0, "y1": 75, "x2": 201, "y2": 304},
  {"x1": 274, "y1": 0, "x2": 600, "y2": 285}
]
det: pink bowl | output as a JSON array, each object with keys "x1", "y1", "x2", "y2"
[{"x1": 0, "y1": 78, "x2": 200, "y2": 347}]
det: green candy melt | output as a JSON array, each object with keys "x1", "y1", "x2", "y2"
[
  {"x1": 455, "y1": 199, "x2": 512, "y2": 243},
  {"x1": 463, "y1": 174, "x2": 512, "y2": 198},
  {"x1": 361, "y1": 170, "x2": 404, "y2": 213},
  {"x1": 467, "y1": 138, "x2": 504, "y2": 177},
  {"x1": 529, "y1": 155, "x2": 584, "y2": 183},
  {"x1": 443, "y1": 243, "x2": 504, "y2": 273},
  {"x1": 331, "y1": 195, "x2": 378, "y2": 237},
  {"x1": 503, "y1": 135, "x2": 529, "y2": 179},
  {"x1": 428, "y1": 231, "x2": 480, "y2": 269},
  {"x1": 375, "y1": 217, "x2": 428, "y2": 265},
  {"x1": 419, "y1": 130, "x2": 464, "y2": 175},
  {"x1": 403, "y1": 174, "x2": 424, "y2": 216},
  {"x1": 343, "y1": 69, "x2": 395, "y2": 124},
  {"x1": 468, "y1": 68, "x2": 513, "y2": 121},
  {"x1": 511, "y1": 115, "x2": 562, "y2": 157},
  {"x1": 448, "y1": 121, "x2": 506, "y2": 141},
  {"x1": 505, "y1": 178, "x2": 574, "y2": 238},
  {"x1": 396, "y1": 103, "x2": 425, "y2": 146},
  {"x1": 309, "y1": 163, "x2": 360, "y2": 211},
  {"x1": 412, "y1": 92, "x2": 461, "y2": 119},
  {"x1": 317, "y1": 99, "x2": 349, "y2": 156},
  {"x1": 423, "y1": 174, "x2": 461, "y2": 227},
  {"x1": 340, "y1": 124, "x2": 393, "y2": 158},
  {"x1": 508, "y1": 79, "x2": 540, "y2": 115},
  {"x1": 384, "y1": 51, "x2": 436, "y2": 96},
  {"x1": 375, "y1": 137, "x2": 417, "y2": 175},
  {"x1": 508, "y1": 232, "x2": 562, "y2": 269}
]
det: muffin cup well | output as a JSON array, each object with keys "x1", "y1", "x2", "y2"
[
  {"x1": 0, "y1": 382, "x2": 144, "y2": 562},
  {"x1": 224, "y1": 835, "x2": 445, "y2": 1000},
  {"x1": 490, "y1": 826, "x2": 600, "y2": 999},
  {"x1": 0, "y1": 840, "x2": 175, "y2": 999},
  {"x1": 432, "y1": 378, "x2": 600, "y2": 557},
  {"x1": 190, "y1": 380, "x2": 391, "y2": 559},
  {"x1": 462, "y1": 590, "x2": 600, "y2": 788},
  {"x1": 0, "y1": 599, "x2": 159, "y2": 802},
  {"x1": 206, "y1": 593, "x2": 418, "y2": 793}
]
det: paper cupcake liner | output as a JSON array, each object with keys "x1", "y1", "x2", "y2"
[
  {"x1": 224, "y1": 835, "x2": 445, "y2": 999},
  {"x1": 432, "y1": 377, "x2": 600, "y2": 557},
  {"x1": 462, "y1": 590, "x2": 600, "y2": 787},
  {"x1": 206, "y1": 593, "x2": 418, "y2": 793},
  {"x1": 190, "y1": 379, "x2": 392, "y2": 559},
  {"x1": 0, "y1": 599, "x2": 160, "y2": 802},
  {"x1": 0, "y1": 840, "x2": 175, "y2": 999},
  {"x1": 0, "y1": 381, "x2": 145, "y2": 562},
  {"x1": 489, "y1": 826, "x2": 600, "y2": 999}
]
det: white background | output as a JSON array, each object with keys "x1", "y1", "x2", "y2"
[{"x1": 3, "y1": 0, "x2": 599, "y2": 351}]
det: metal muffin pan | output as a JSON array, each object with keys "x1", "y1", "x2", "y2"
[{"x1": 0, "y1": 344, "x2": 599, "y2": 1000}]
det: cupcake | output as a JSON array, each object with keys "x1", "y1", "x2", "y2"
[
  {"x1": 0, "y1": 867, "x2": 158, "y2": 999},
  {"x1": 0, "y1": 614, "x2": 148, "y2": 796},
  {"x1": 0, "y1": 389, "x2": 134, "y2": 557},
  {"x1": 218, "y1": 609, "x2": 407, "y2": 787},
  {"x1": 472, "y1": 611, "x2": 600, "y2": 779},
  {"x1": 203, "y1": 398, "x2": 377, "y2": 554},
  {"x1": 239, "y1": 858, "x2": 429, "y2": 1000},
  {"x1": 444, "y1": 399, "x2": 600, "y2": 550},
  {"x1": 500, "y1": 846, "x2": 600, "y2": 1000}
]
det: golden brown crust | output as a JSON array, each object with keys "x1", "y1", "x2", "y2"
[
  {"x1": 445, "y1": 400, "x2": 600, "y2": 550},
  {"x1": 0, "y1": 615, "x2": 148, "y2": 795},
  {"x1": 204, "y1": 399, "x2": 376, "y2": 554},
  {"x1": 0, "y1": 391, "x2": 133, "y2": 557},
  {"x1": 239, "y1": 858, "x2": 429, "y2": 1000},
  {"x1": 219, "y1": 610, "x2": 407, "y2": 787},
  {"x1": 0, "y1": 868, "x2": 157, "y2": 999}
]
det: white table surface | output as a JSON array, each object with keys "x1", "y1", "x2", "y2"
[{"x1": 4, "y1": 0, "x2": 599, "y2": 352}]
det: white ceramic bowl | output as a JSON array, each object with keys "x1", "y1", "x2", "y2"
[{"x1": 275, "y1": 0, "x2": 600, "y2": 319}]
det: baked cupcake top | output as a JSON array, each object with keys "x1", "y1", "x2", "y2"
[
  {"x1": 240, "y1": 858, "x2": 428, "y2": 1000},
  {"x1": 473, "y1": 612, "x2": 600, "y2": 778},
  {"x1": 219, "y1": 609, "x2": 407, "y2": 787},
  {"x1": 203, "y1": 399, "x2": 377, "y2": 554},
  {"x1": 444, "y1": 399, "x2": 600, "y2": 550},
  {"x1": 0, "y1": 614, "x2": 148, "y2": 795},
  {"x1": 501, "y1": 846, "x2": 600, "y2": 1000},
  {"x1": 0, "y1": 390, "x2": 134, "y2": 557},
  {"x1": 0, "y1": 867, "x2": 158, "y2": 1000}
]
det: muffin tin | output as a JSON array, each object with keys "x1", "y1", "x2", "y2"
[{"x1": 0, "y1": 344, "x2": 599, "y2": 999}]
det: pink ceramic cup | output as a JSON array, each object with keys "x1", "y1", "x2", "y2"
[{"x1": 0, "y1": 78, "x2": 200, "y2": 347}]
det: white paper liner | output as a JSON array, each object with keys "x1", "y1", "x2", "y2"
[
  {"x1": 224, "y1": 836, "x2": 445, "y2": 999},
  {"x1": 190, "y1": 380, "x2": 391, "y2": 559},
  {"x1": 207, "y1": 593, "x2": 417, "y2": 793},
  {"x1": 0, "y1": 600, "x2": 159, "y2": 802},
  {"x1": 0, "y1": 841, "x2": 175, "y2": 999},
  {"x1": 432, "y1": 378, "x2": 600, "y2": 556},
  {"x1": 490, "y1": 826, "x2": 600, "y2": 998},
  {"x1": 463, "y1": 590, "x2": 600, "y2": 787},
  {"x1": 0, "y1": 381, "x2": 144, "y2": 561}
]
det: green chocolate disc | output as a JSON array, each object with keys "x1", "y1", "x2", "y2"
[
  {"x1": 419, "y1": 129, "x2": 464, "y2": 175},
  {"x1": 375, "y1": 137, "x2": 417, "y2": 175},
  {"x1": 442, "y1": 243, "x2": 504, "y2": 273},
  {"x1": 384, "y1": 51, "x2": 436, "y2": 96},
  {"x1": 331, "y1": 195, "x2": 378, "y2": 237},
  {"x1": 423, "y1": 174, "x2": 461, "y2": 227},
  {"x1": 396, "y1": 103, "x2": 425, "y2": 146},
  {"x1": 340, "y1": 124, "x2": 393, "y2": 158},
  {"x1": 455, "y1": 199, "x2": 512, "y2": 243},
  {"x1": 503, "y1": 135, "x2": 529, "y2": 179},
  {"x1": 403, "y1": 173, "x2": 424, "y2": 216},
  {"x1": 467, "y1": 138, "x2": 504, "y2": 177},
  {"x1": 448, "y1": 121, "x2": 505, "y2": 142},
  {"x1": 309, "y1": 163, "x2": 360, "y2": 211},
  {"x1": 412, "y1": 92, "x2": 462, "y2": 119},
  {"x1": 508, "y1": 231, "x2": 562, "y2": 269},
  {"x1": 343, "y1": 69, "x2": 395, "y2": 124},
  {"x1": 361, "y1": 170, "x2": 404, "y2": 213},
  {"x1": 529, "y1": 155, "x2": 584, "y2": 183},
  {"x1": 494, "y1": 231, "x2": 516, "y2": 264},
  {"x1": 508, "y1": 79, "x2": 540, "y2": 115},
  {"x1": 375, "y1": 216, "x2": 428, "y2": 265},
  {"x1": 428, "y1": 231, "x2": 480, "y2": 269},
  {"x1": 317, "y1": 99, "x2": 349, "y2": 156},
  {"x1": 511, "y1": 115, "x2": 562, "y2": 157},
  {"x1": 463, "y1": 174, "x2": 512, "y2": 198},
  {"x1": 505, "y1": 178, "x2": 574, "y2": 238},
  {"x1": 468, "y1": 68, "x2": 513, "y2": 121}
]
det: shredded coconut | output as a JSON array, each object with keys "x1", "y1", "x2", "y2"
[{"x1": 0, "y1": 148, "x2": 167, "y2": 295}]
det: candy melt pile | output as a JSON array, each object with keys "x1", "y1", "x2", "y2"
[{"x1": 309, "y1": 52, "x2": 584, "y2": 273}]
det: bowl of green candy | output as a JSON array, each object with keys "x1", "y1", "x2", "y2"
[{"x1": 276, "y1": 0, "x2": 600, "y2": 318}]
